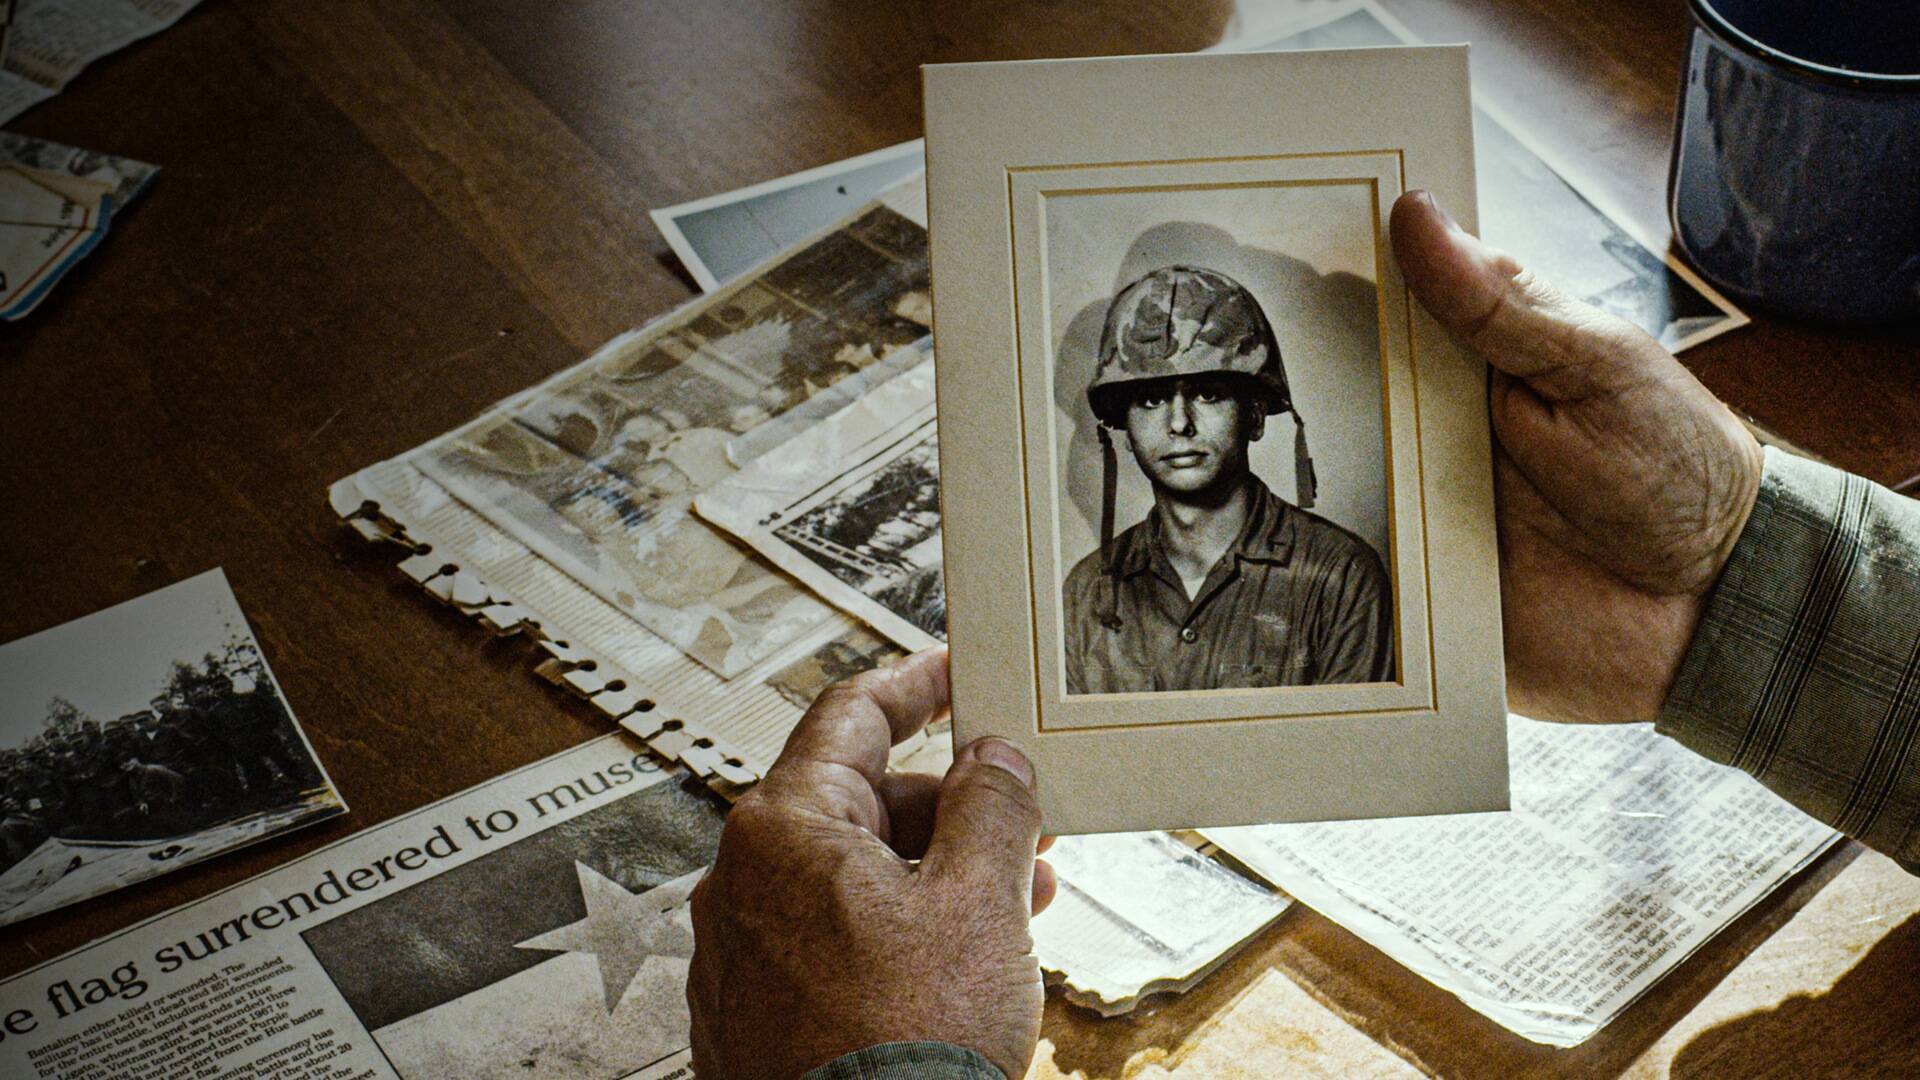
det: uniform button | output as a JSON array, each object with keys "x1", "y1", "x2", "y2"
[{"x1": 1180, "y1": 627, "x2": 1198, "y2": 644}]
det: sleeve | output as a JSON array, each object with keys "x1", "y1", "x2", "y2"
[
  {"x1": 801, "y1": 1041, "x2": 1006, "y2": 1080},
  {"x1": 1657, "y1": 446, "x2": 1920, "y2": 872},
  {"x1": 1314, "y1": 538, "x2": 1395, "y2": 684},
  {"x1": 1060, "y1": 554, "x2": 1095, "y2": 695}
]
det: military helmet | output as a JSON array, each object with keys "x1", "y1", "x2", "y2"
[
  {"x1": 1086, "y1": 266, "x2": 1291, "y2": 428},
  {"x1": 1082, "y1": 266, "x2": 1316, "y2": 595}
]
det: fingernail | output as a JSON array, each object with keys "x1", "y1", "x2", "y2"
[
  {"x1": 1416, "y1": 189, "x2": 1460, "y2": 233},
  {"x1": 966, "y1": 737, "x2": 1034, "y2": 791}
]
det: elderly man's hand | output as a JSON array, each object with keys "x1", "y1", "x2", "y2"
[
  {"x1": 687, "y1": 647, "x2": 1053, "y2": 1080},
  {"x1": 1392, "y1": 191, "x2": 1765, "y2": 723}
]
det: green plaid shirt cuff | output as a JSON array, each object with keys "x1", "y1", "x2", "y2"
[
  {"x1": 1658, "y1": 447, "x2": 1920, "y2": 872},
  {"x1": 801, "y1": 1041, "x2": 1005, "y2": 1080}
]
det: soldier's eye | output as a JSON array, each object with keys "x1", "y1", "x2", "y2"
[{"x1": 1135, "y1": 394, "x2": 1168, "y2": 409}]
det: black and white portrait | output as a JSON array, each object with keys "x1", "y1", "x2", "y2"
[{"x1": 1045, "y1": 183, "x2": 1396, "y2": 696}]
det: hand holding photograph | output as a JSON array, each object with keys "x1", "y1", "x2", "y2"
[{"x1": 926, "y1": 46, "x2": 1507, "y2": 834}]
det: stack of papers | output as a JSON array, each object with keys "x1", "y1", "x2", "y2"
[{"x1": 0, "y1": 133, "x2": 153, "y2": 319}]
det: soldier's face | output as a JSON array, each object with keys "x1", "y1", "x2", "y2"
[{"x1": 1122, "y1": 377, "x2": 1261, "y2": 497}]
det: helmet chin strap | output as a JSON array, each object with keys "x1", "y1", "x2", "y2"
[
  {"x1": 1095, "y1": 424, "x2": 1123, "y2": 631},
  {"x1": 1294, "y1": 408, "x2": 1317, "y2": 510}
]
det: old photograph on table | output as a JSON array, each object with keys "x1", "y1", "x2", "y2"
[
  {"x1": 0, "y1": 569, "x2": 343, "y2": 927},
  {"x1": 696, "y1": 351, "x2": 946, "y2": 652},
  {"x1": 652, "y1": 138, "x2": 925, "y2": 292},
  {"x1": 926, "y1": 48, "x2": 1507, "y2": 833}
]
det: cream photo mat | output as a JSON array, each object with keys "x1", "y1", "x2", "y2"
[{"x1": 926, "y1": 47, "x2": 1507, "y2": 833}]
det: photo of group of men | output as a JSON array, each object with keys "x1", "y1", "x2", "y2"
[
  {"x1": 0, "y1": 644, "x2": 330, "y2": 874},
  {"x1": 0, "y1": 571, "x2": 344, "y2": 925}
]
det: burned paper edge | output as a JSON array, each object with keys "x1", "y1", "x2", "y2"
[{"x1": 327, "y1": 472, "x2": 762, "y2": 794}]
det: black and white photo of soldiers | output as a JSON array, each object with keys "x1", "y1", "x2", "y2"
[
  {"x1": 0, "y1": 572, "x2": 342, "y2": 925},
  {"x1": 0, "y1": 642, "x2": 330, "y2": 876}
]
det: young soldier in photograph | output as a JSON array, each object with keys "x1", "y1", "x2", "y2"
[{"x1": 1060, "y1": 265, "x2": 1393, "y2": 693}]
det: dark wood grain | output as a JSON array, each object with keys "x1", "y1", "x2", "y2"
[{"x1": 1, "y1": 1, "x2": 1915, "y2": 1074}]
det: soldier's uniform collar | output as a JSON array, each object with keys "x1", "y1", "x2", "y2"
[{"x1": 1107, "y1": 476, "x2": 1298, "y2": 578}]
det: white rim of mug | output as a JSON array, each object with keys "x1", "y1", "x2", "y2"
[{"x1": 1690, "y1": 0, "x2": 1920, "y2": 87}]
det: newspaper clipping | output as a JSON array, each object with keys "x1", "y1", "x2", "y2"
[
  {"x1": 1204, "y1": 716, "x2": 1839, "y2": 1046},
  {"x1": 0, "y1": 734, "x2": 1297, "y2": 1075},
  {"x1": 0, "y1": 735, "x2": 720, "y2": 1080},
  {"x1": 0, "y1": 0, "x2": 204, "y2": 125}
]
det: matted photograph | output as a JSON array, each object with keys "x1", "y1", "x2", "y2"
[
  {"x1": 926, "y1": 47, "x2": 1509, "y2": 834},
  {"x1": 0, "y1": 569, "x2": 344, "y2": 926}
]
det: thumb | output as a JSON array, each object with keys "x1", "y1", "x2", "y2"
[
  {"x1": 1390, "y1": 189, "x2": 1662, "y2": 402},
  {"x1": 922, "y1": 738, "x2": 1043, "y2": 911}
]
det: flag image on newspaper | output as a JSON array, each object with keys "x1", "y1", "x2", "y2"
[
  {"x1": 0, "y1": 736, "x2": 718, "y2": 1080},
  {"x1": 696, "y1": 351, "x2": 945, "y2": 652},
  {"x1": 301, "y1": 769, "x2": 719, "y2": 1079}
]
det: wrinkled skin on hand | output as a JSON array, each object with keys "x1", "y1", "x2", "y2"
[
  {"x1": 688, "y1": 648, "x2": 1055, "y2": 1080},
  {"x1": 1392, "y1": 191, "x2": 1764, "y2": 723}
]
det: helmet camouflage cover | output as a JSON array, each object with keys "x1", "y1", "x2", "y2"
[{"x1": 1086, "y1": 266, "x2": 1291, "y2": 428}]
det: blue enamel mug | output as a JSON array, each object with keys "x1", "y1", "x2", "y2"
[{"x1": 1669, "y1": 0, "x2": 1920, "y2": 323}]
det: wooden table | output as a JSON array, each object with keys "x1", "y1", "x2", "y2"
[{"x1": 2, "y1": 1, "x2": 1916, "y2": 1075}]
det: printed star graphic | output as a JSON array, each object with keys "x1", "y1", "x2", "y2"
[{"x1": 514, "y1": 862, "x2": 701, "y2": 1012}]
